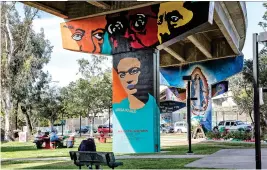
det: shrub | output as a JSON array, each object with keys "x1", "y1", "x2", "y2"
[{"x1": 206, "y1": 131, "x2": 221, "y2": 139}]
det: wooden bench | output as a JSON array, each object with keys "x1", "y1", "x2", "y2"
[{"x1": 69, "y1": 151, "x2": 123, "y2": 169}]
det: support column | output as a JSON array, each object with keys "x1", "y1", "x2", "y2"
[{"x1": 112, "y1": 49, "x2": 160, "y2": 153}]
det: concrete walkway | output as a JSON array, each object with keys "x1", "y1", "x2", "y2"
[
  {"x1": 185, "y1": 149, "x2": 267, "y2": 169},
  {"x1": 1, "y1": 154, "x2": 206, "y2": 162}
]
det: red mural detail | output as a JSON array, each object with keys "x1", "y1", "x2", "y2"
[
  {"x1": 125, "y1": 7, "x2": 158, "y2": 49},
  {"x1": 106, "y1": 5, "x2": 159, "y2": 51}
]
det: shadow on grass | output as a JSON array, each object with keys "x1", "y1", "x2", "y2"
[
  {"x1": 1, "y1": 145, "x2": 37, "y2": 152},
  {"x1": 2, "y1": 159, "x2": 200, "y2": 169}
]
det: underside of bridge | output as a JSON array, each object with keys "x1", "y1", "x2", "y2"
[
  {"x1": 22, "y1": 1, "x2": 248, "y2": 153},
  {"x1": 23, "y1": 1, "x2": 247, "y2": 67}
]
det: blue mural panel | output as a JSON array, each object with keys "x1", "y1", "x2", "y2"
[
  {"x1": 160, "y1": 56, "x2": 244, "y2": 131},
  {"x1": 211, "y1": 81, "x2": 229, "y2": 98}
]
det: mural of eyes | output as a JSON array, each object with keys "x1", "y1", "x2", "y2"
[
  {"x1": 72, "y1": 29, "x2": 85, "y2": 41},
  {"x1": 130, "y1": 14, "x2": 147, "y2": 33},
  {"x1": 108, "y1": 21, "x2": 124, "y2": 35},
  {"x1": 119, "y1": 67, "x2": 141, "y2": 78},
  {"x1": 157, "y1": 2, "x2": 193, "y2": 44},
  {"x1": 92, "y1": 29, "x2": 104, "y2": 40},
  {"x1": 166, "y1": 11, "x2": 183, "y2": 28}
]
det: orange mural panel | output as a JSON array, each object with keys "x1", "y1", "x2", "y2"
[
  {"x1": 112, "y1": 68, "x2": 127, "y2": 103},
  {"x1": 60, "y1": 15, "x2": 107, "y2": 53}
]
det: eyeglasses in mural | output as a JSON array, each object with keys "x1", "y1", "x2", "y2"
[{"x1": 112, "y1": 50, "x2": 159, "y2": 153}]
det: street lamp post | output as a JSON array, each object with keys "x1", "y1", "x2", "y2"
[
  {"x1": 182, "y1": 76, "x2": 197, "y2": 154},
  {"x1": 253, "y1": 32, "x2": 267, "y2": 169}
]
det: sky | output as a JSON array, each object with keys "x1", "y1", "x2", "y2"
[{"x1": 16, "y1": 2, "x2": 266, "y2": 87}]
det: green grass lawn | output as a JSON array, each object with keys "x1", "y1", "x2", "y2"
[
  {"x1": 1, "y1": 159, "x2": 199, "y2": 169},
  {"x1": 2, "y1": 138, "x2": 266, "y2": 159},
  {"x1": 1, "y1": 137, "x2": 112, "y2": 159},
  {"x1": 160, "y1": 141, "x2": 263, "y2": 155},
  {"x1": 2, "y1": 138, "x2": 266, "y2": 169}
]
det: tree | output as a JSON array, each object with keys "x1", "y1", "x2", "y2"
[
  {"x1": 62, "y1": 55, "x2": 112, "y2": 136},
  {"x1": 231, "y1": 3, "x2": 267, "y2": 137},
  {"x1": 38, "y1": 84, "x2": 64, "y2": 130},
  {"x1": 1, "y1": 2, "x2": 53, "y2": 140}
]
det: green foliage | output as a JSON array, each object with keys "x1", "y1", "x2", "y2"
[
  {"x1": 205, "y1": 131, "x2": 221, "y2": 139},
  {"x1": 62, "y1": 55, "x2": 112, "y2": 119},
  {"x1": 206, "y1": 131, "x2": 252, "y2": 141},
  {"x1": 1, "y1": 2, "x2": 53, "y2": 136},
  {"x1": 230, "y1": 6, "x2": 267, "y2": 134}
]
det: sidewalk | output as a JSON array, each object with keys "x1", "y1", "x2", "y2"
[
  {"x1": 1, "y1": 154, "x2": 206, "y2": 162},
  {"x1": 185, "y1": 149, "x2": 267, "y2": 169}
]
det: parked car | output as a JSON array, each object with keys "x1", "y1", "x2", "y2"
[
  {"x1": 98, "y1": 124, "x2": 113, "y2": 133},
  {"x1": 75, "y1": 126, "x2": 97, "y2": 134},
  {"x1": 218, "y1": 120, "x2": 252, "y2": 132},
  {"x1": 160, "y1": 124, "x2": 174, "y2": 133},
  {"x1": 174, "y1": 121, "x2": 187, "y2": 133}
]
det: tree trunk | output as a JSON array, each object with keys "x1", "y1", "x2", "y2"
[
  {"x1": 249, "y1": 110, "x2": 254, "y2": 124},
  {"x1": 14, "y1": 101, "x2": 19, "y2": 130},
  {"x1": 3, "y1": 88, "x2": 14, "y2": 141},
  {"x1": 21, "y1": 106, "x2": 33, "y2": 135},
  {"x1": 50, "y1": 118, "x2": 54, "y2": 131}
]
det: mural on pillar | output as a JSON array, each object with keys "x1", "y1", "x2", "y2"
[
  {"x1": 112, "y1": 49, "x2": 160, "y2": 153},
  {"x1": 60, "y1": 1, "x2": 211, "y2": 55},
  {"x1": 160, "y1": 56, "x2": 244, "y2": 131}
]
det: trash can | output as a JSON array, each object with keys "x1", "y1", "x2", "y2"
[{"x1": 66, "y1": 136, "x2": 75, "y2": 148}]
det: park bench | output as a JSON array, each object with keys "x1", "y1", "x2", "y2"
[{"x1": 69, "y1": 151, "x2": 123, "y2": 169}]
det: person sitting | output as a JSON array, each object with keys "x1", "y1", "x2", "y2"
[
  {"x1": 78, "y1": 138, "x2": 99, "y2": 169},
  {"x1": 34, "y1": 130, "x2": 43, "y2": 149},
  {"x1": 50, "y1": 130, "x2": 60, "y2": 148}
]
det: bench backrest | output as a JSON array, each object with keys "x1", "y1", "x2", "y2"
[{"x1": 69, "y1": 151, "x2": 116, "y2": 166}]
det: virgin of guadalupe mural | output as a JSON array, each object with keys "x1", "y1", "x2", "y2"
[{"x1": 190, "y1": 67, "x2": 209, "y2": 116}]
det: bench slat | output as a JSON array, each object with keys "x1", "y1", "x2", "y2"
[{"x1": 69, "y1": 151, "x2": 123, "y2": 169}]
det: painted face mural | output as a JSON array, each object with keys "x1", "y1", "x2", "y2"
[
  {"x1": 112, "y1": 50, "x2": 160, "y2": 153},
  {"x1": 60, "y1": 16, "x2": 107, "y2": 53},
  {"x1": 113, "y1": 50, "x2": 153, "y2": 109},
  {"x1": 106, "y1": 6, "x2": 158, "y2": 52},
  {"x1": 157, "y1": 2, "x2": 193, "y2": 44},
  {"x1": 61, "y1": 2, "x2": 210, "y2": 56},
  {"x1": 117, "y1": 58, "x2": 141, "y2": 95},
  {"x1": 190, "y1": 67, "x2": 209, "y2": 116}
]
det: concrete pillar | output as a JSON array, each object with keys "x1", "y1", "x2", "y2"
[{"x1": 112, "y1": 49, "x2": 160, "y2": 153}]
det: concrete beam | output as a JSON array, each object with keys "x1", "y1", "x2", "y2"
[
  {"x1": 163, "y1": 47, "x2": 185, "y2": 63},
  {"x1": 23, "y1": 2, "x2": 68, "y2": 19},
  {"x1": 87, "y1": 1, "x2": 110, "y2": 10},
  {"x1": 214, "y1": 1, "x2": 240, "y2": 54},
  {"x1": 187, "y1": 34, "x2": 213, "y2": 59}
]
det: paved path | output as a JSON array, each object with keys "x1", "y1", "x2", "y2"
[
  {"x1": 1, "y1": 154, "x2": 206, "y2": 162},
  {"x1": 185, "y1": 149, "x2": 267, "y2": 169}
]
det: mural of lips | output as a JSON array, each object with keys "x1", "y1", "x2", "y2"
[{"x1": 127, "y1": 84, "x2": 135, "y2": 90}]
